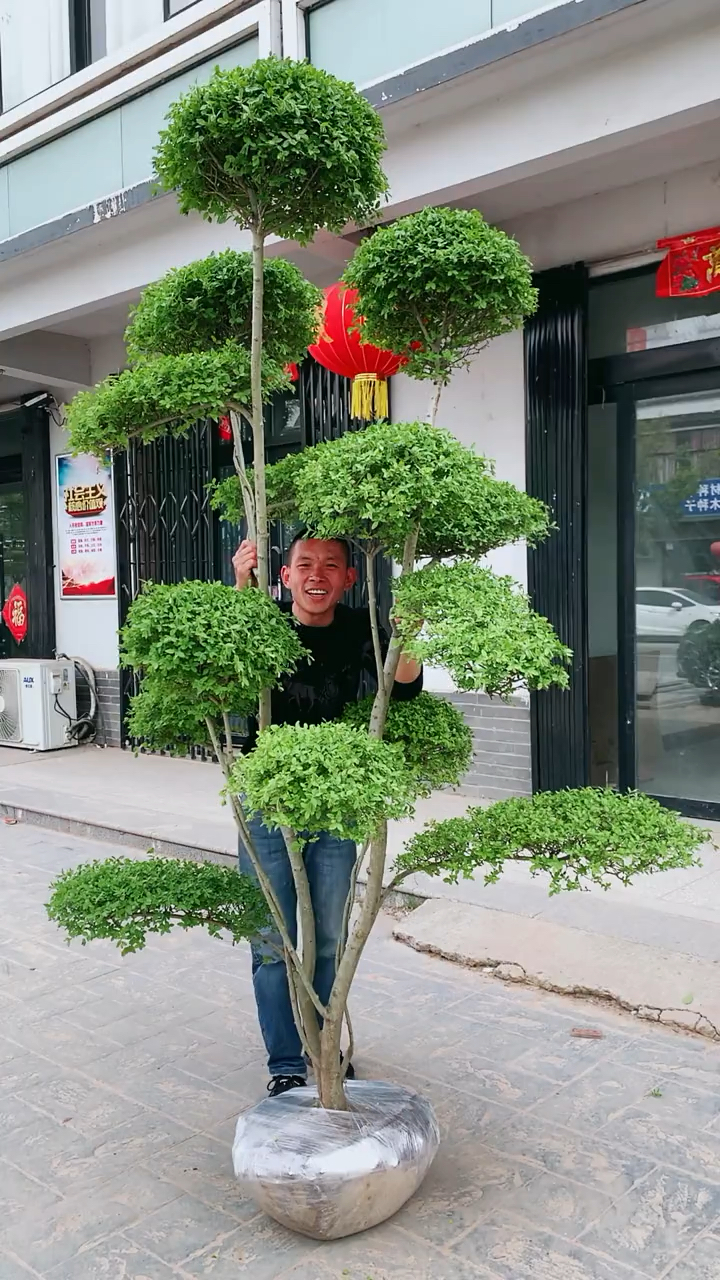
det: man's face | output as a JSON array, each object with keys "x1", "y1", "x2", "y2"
[{"x1": 280, "y1": 539, "x2": 356, "y2": 621}]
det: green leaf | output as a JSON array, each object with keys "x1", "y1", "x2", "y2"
[
  {"x1": 342, "y1": 692, "x2": 472, "y2": 796},
  {"x1": 154, "y1": 57, "x2": 388, "y2": 242},
  {"x1": 66, "y1": 344, "x2": 287, "y2": 457},
  {"x1": 47, "y1": 857, "x2": 269, "y2": 954},
  {"x1": 120, "y1": 580, "x2": 307, "y2": 753},
  {"x1": 230, "y1": 722, "x2": 416, "y2": 841},
  {"x1": 398, "y1": 789, "x2": 707, "y2": 892},
  {"x1": 393, "y1": 562, "x2": 571, "y2": 697},
  {"x1": 126, "y1": 252, "x2": 321, "y2": 366},
  {"x1": 344, "y1": 206, "x2": 537, "y2": 385},
  {"x1": 259, "y1": 420, "x2": 551, "y2": 560}
]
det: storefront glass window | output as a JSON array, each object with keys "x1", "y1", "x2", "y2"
[
  {"x1": 589, "y1": 270, "x2": 720, "y2": 359},
  {"x1": 635, "y1": 390, "x2": 720, "y2": 804}
]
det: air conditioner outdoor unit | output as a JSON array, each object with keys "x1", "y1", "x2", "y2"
[{"x1": 0, "y1": 660, "x2": 78, "y2": 751}]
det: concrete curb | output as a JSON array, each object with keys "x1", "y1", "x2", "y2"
[
  {"x1": 0, "y1": 800, "x2": 234, "y2": 866},
  {"x1": 394, "y1": 898, "x2": 720, "y2": 1043}
]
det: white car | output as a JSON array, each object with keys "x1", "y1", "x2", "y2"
[{"x1": 636, "y1": 587, "x2": 720, "y2": 639}]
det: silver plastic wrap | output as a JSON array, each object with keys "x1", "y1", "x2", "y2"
[{"x1": 232, "y1": 1079, "x2": 440, "y2": 1240}]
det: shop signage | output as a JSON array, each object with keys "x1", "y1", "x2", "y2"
[
  {"x1": 656, "y1": 226, "x2": 720, "y2": 299},
  {"x1": 56, "y1": 453, "x2": 117, "y2": 598},
  {"x1": 681, "y1": 479, "x2": 720, "y2": 518},
  {"x1": 2, "y1": 584, "x2": 28, "y2": 643}
]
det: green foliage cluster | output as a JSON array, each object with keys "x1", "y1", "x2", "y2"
[
  {"x1": 678, "y1": 619, "x2": 720, "y2": 693},
  {"x1": 344, "y1": 207, "x2": 537, "y2": 385},
  {"x1": 126, "y1": 252, "x2": 321, "y2": 365},
  {"x1": 342, "y1": 692, "x2": 473, "y2": 796},
  {"x1": 209, "y1": 448, "x2": 313, "y2": 528},
  {"x1": 398, "y1": 788, "x2": 706, "y2": 892},
  {"x1": 154, "y1": 57, "x2": 387, "y2": 238},
  {"x1": 121, "y1": 581, "x2": 306, "y2": 753},
  {"x1": 47, "y1": 857, "x2": 269, "y2": 955},
  {"x1": 230, "y1": 722, "x2": 416, "y2": 841},
  {"x1": 248, "y1": 420, "x2": 549, "y2": 559},
  {"x1": 66, "y1": 344, "x2": 288, "y2": 457},
  {"x1": 393, "y1": 562, "x2": 572, "y2": 697}
]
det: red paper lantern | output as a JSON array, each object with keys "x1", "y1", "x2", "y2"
[
  {"x1": 2, "y1": 584, "x2": 28, "y2": 644},
  {"x1": 711, "y1": 542, "x2": 720, "y2": 560},
  {"x1": 285, "y1": 362, "x2": 299, "y2": 383},
  {"x1": 308, "y1": 283, "x2": 407, "y2": 421},
  {"x1": 218, "y1": 415, "x2": 232, "y2": 442}
]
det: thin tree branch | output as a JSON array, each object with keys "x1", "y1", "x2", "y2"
[
  {"x1": 335, "y1": 839, "x2": 369, "y2": 972},
  {"x1": 281, "y1": 827, "x2": 316, "y2": 981},
  {"x1": 249, "y1": 222, "x2": 272, "y2": 734},
  {"x1": 326, "y1": 821, "x2": 389, "y2": 1028},
  {"x1": 204, "y1": 716, "x2": 326, "y2": 1018},
  {"x1": 222, "y1": 711, "x2": 235, "y2": 761},
  {"x1": 342, "y1": 1003, "x2": 355, "y2": 1081},
  {"x1": 429, "y1": 381, "x2": 443, "y2": 427},
  {"x1": 229, "y1": 409, "x2": 256, "y2": 544},
  {"x1": 365, "y1": 548, "x2": 385, "y2": 693},
  {"x1": 370, "y1": 526, "x2": 420, "y2": 739}
]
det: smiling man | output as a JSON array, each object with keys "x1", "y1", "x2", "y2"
[{"x1": 233, "y1": 532, "x2": 422, "y2": 1097}]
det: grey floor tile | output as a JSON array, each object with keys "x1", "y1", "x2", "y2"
[
  {"x1": 3, "y1": 1017, "x2": 121, "y2": 1068},
  {"x1": 318, "y1": 1223, "x2": 498, "y2": 1278},
  {"x1": 124, "y1": 1066, "x2": 241, "y2": 1130},
  {"x1": 0, "y1": 1249, "x2": 42, "y2": 1279},
  {"x1": 665, "y1": 1234, "x2": 720, "y2": 1277},
  {"x1": 0, "y1": 1157, "x2": 62, "y2": 1215},
  {"x1": 17, "y1": 1071, "x2": 147, "y2": 1137},
  {"x1": 488, "y1": 1112, "x2": 656, "y2": 1194},
  {"x1": 179, "y1": 1217, "x2": 318, "y2": 1280},
  {"x1": 601, "y1": 1107, "x2": 720, "y2": 1184},
  {"x1": 142, "y1": 1132, "x2": 259, "y2": 1223},
  {"x1": 392, "y1": 1138, "x2": 536, "y2": 1244},
  {"x1": 496, "y1": 1169, "x2": 615, "y2": 1240},
  {"x1": 420, "y1": 1044, "x2": 560, "y2": 1111},
  {"x1": 581, "y1": 1167, "x2": 720, "y2": 1276},
  {"x1": 454, "y1": 1214, "x2": 644, "y2": 1279},
  {"x1": 613, "y1": 1037, "x2": 720, "y2": 1093},
  {"x1": 536, "y1": 1061, "x2": 657, "y2": 1133},
  {"x1": 126, "y1": 1192, "x2": 238, "y2": 1266},
  {"x1": 509, "y1": 1030, "x2": 624, "y2": 1085},
  {"x1": 0, "y1": 1094, "x2": 47, "y2": 1135},
  {"x1": 46, "y1": 1233, "x2": 178, "y2": 1279},
  {"x1": 0, "y1": 1052, "x2": 66, "y2": 1097},
  {"x1": 0, "y1": 1185, "x2": 141, "y2": 1273}
]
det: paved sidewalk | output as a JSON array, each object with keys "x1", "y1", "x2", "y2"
[{"x1": 3, "y1": 824, "x2": 720, "y2": 1278}]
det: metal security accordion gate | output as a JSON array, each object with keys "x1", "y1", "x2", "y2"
[{"x1": 115, "y1": 357, "x2": 393, "y2": 749}]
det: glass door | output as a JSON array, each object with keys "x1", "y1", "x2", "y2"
[{"x1": 620, "y1": 374, "x2": 720, "y2": 815}]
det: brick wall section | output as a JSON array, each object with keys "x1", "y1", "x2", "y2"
[
  {"x1": 95, "y1": 669, "x2": 122, "y2": 747},
  {"x1": 446, "y1": 692, "x2": 532, "y2": 801}
]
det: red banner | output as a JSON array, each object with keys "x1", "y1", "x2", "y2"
[
  {"x1": 656, "y1": 226, "x2": 720, "y2": 299},
  {"x1": 2, "y1": 584, "x2": 28, "y2": 644}
]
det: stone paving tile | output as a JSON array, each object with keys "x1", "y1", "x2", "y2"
[
  {"x1": 665, "y1": 1234, "x2": 720, "y2": 1277},
  {"x1": 453, "y1": 1214, "x2": 645, "y2": 1279},
  {"x1": 311, "y1": 1224, "x2": 498, "y2": 1278},
  {"x1": 0, "y1": 1250, "x2": 43, "y2": 1279},
  {"x1": 124, "y1": 1065, "x2": 244, "y2": 1130},
  {"x1": 126, "y1": 1192, "x2": 239, "y2": 1267},
  {"x1": 533, "y1": 1060, "x2": 659, "y2": 1132},
  {"x1": 46, "y1": 1234, "x2": 179, "y2": 1279},
  {"x1": 486, "y1": 1111, "x2": 656, "y2": 1195},
  {"x1": 0, "y1": 1183, "x2": 145, "y2": 1273},
  {"x1": 601, "y1": 1108, "x2": 720, "y2": 1184},
  {"x1": 0, "y1": 1157, "x2": 62, "y2": 1216},
  {"x1": 580, "y1": 1167, "x2": 720, "y2": 1276},
  {"x1": 7, "y1": 826, "x2": 720, "y2": 1280},
  {"x1": 16, "y1": 1069, "x2": 148, "y2": 1136},
  {"x1": 179, "y1": 1218, "x2": 318, "y2": 1280},
  {"x1": 391, "y1": 1138, "x2": 537, "y2": 1244},
  {"x1": 142, "y1": 1132, "x2": 259, "y2": 1223}
]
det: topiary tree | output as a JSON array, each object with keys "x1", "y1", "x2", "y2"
[
  {"x1": 49, "y1": 59, "x2": 709, "y2": 1120},
  {"x1": 343, "y1": 205, "x2": 537, "y2": 423}
]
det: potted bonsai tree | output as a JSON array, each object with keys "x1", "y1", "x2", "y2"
[{"x1": 48, "y1": 57, "x2": 708, "y2": 1242}]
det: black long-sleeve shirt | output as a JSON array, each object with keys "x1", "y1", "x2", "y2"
[{"x1": 248, "y1": 603, "x2": 422, "y2": 743}]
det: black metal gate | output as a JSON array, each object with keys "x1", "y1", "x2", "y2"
[{"x1": 116, "y1": 358, "x2": 393, "y2": 746}]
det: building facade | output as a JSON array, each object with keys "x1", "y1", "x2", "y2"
[{"x1": 0, "y1": 0, "x2": 719, "y2": 818}]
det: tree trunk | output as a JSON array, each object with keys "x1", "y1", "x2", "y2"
[{"x1": 250, "y1": 223, "x2": 271, "y2": 732}]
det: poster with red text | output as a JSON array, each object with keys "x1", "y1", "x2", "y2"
[{"x1": 56, "y1": 453, "x2": 116, "y2": 599}]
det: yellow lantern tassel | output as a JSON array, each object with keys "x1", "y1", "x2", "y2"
[{"x1": 351, "y1": 372, "x2": 388, "y2": 421}]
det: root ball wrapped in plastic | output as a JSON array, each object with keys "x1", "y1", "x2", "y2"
[{"x1": 232, "y1": 1079, "x2": 440, "y2": 1240}]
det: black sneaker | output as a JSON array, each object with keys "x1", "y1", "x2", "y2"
[{"x1": 267, "y1": 1075, "x2": 307, "y2": 1098}]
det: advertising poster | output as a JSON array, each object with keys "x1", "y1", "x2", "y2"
[{"x1": 56, "y1": 453, "x2": 116, "y2": 599}]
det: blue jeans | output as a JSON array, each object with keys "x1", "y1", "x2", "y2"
[{"x1": 239, "y1": 813, "x2": 357, "y2": 1078}]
